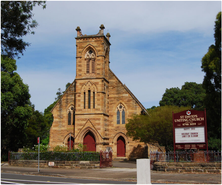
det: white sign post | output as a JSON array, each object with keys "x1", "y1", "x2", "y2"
[
  {"x1": 137, "y1": 159, "x2": 151, "y2": 184},
  {"x1": 37, "y1": 137, "x2": 40, "y2": 173}
]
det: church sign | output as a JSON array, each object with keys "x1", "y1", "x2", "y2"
[{"x1": 173, "y1": 109, "x2": 208, "y2": 150}]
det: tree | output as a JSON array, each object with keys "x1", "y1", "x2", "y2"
[
  {"x1": 1, "y1": 56, "x2": 32, "y2": 156},
  {"x1": 201, "y1": 12, "x2": 221, "y2": 140},
  {"x1": 159, "y1": 82, "x2": 206, "y2": 110},
  {"x1": 1, "y1": 1, "x2": 46, "y2": 59},
  {"x1": 25, "y1": 104, "x2": 50, "y2": 148},
  {"x1": 126, "y1": 106, "x2": 190, "y2": 151}
]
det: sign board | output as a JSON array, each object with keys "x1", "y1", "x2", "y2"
[
  {"x1": 37, "y1": 137, "x2": 40, "y2": 144},
  {"x1": 173, "y1": 109, "x2": 208, "y2": 150},
  {"x1": 48, "y1": 162, "x2": 55, "y2": 166}
]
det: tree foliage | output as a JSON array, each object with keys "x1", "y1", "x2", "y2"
[
  {"x1": 126, "y1": 106, "x2": 190, "y2": 151},
  {"x1": 1, "y1": 1, "x2": 46, "y2": 58},
  {"x1": 201, "y1": 12, "x2": 221, "y2": 139},
  {"x1": 25, "y1": 105, "x2": 50, "y2": 148},
  {"x1": 159, "y1": 82, "x2": 206, "y2": 110},
  {"x1": 1, "y1": 56, "x2": 32, "y2": 153}
]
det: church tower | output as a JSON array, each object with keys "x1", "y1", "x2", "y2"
[{"x1": 73, "y1": 25, "x2": 111, "y2": 151}]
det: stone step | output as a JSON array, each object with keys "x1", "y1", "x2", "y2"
[{"x1": 113, "y1": 157, "x2": 127, "y2": 161}]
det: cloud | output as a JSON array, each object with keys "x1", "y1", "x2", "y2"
[
  {"x1": 31, "y1": 1, "x2": 220, "y2": 38},
  {"x1": 15, "y1": 1, "x2": 220, "y2": 112},
  {"x1": 18, "y1": 70, "x2": 74, "y2": 112}
]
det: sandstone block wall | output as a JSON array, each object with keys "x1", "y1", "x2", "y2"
[{"x1": 9, "y1": 160, "x2": 100, "y2": 169}]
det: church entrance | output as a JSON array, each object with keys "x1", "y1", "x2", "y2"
[
  {"x1": 83, "y1": 131, "x2": 96, "y2": 152},
  {"x1": 117, "y1": 136, "x2": 125, "y2": 157},
  {"x1": 67, "y1": 137, "x2": 74, "y2": 150}
]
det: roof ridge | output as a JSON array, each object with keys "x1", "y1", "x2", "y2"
[{"x1": 50, "y1": 80, "x2": 75, "y2": 113}]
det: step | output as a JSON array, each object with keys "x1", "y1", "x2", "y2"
[{"x1": 113, "y1": 157, "x2": 128, "y2": 161}]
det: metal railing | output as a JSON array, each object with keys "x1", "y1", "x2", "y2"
[{"x1": 150, "y1": 150, "x2": 221, "y2": 163}]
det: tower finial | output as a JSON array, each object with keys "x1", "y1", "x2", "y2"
[
  {"x1": 98, "y1": 24, "x2": 105, "y2": 35},
  {"x1": 106, "y1": 33, "x2": 111, "y2": 41},
  {"x1": 100, "y1": 24, "x2": 105, "y2": 30},
  {"x1": 76, "y1": 26, "x2": 82, "y2": 37}
]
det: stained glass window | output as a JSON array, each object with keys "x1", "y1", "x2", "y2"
[
  {"x1": 68, "y1": 111, "x2": 71, "y2": 125},
  {"x1": 117, "y1": 110, "x2": 120, "y2": 124},
  {"x1": 88, "y1": 90, "x2": 91, "y2": 109},
  {"x1": 93, "y1": 91, "x2": 95, "y2": 109},
  {"x1": 122, "y1": 110, "x2": 125, "y2": 124}
]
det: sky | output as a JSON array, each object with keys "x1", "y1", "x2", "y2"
[{"x1": 16, "y1": 1, "x2": 221, "y2": 113}]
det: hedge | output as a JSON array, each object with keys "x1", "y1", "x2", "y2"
[{"x1": 10, "y1": 151, "x2": 100, "y2": 161}]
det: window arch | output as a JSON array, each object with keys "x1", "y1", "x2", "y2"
[
  {"x1": 82, "y1": 82, "x2": 96, "y2": 109},
  {"x1": 67, "y1": 106, "x2": 74, "y2": 125},
  {"x1": 85, "y1": 49, "x2": 96, "y2": 74},
  {"x1": 116, "y1": 103, "x2": 126, "y2": 124}
]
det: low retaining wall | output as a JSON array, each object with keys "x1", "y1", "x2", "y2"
[
  {"x1": 9, "y1": 160, "x2": 100, "y2": 169},
  {"x1": 153, "y1": 162, "x2": 221, "y2": 173}
]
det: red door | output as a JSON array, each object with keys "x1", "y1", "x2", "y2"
[
  {"x1": 83, "y1": 132, "x2": 96, "y2": 152},
  {"x1": 67, "y1": 137, "x2": 74, "y2": 150},
  {"x1": 117, "y1": 136, "x2": 125, "y2": 157}
]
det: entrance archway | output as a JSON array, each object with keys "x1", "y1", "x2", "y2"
[
  {"x1": 67, "y1": 137, "x2": 74, "y2": 150},
  {"x1": 83, "y1": 131, "x2": 96, "y2": 152},
  {"x1": 117, "y1": 136, "x2": 125, "y2": 157}
]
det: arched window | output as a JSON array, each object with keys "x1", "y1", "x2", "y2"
[
  {"x1": 68, "y1": 111, "x2": 71, "y2": 125},
  {"x1": 85, "y1": 50, "x2": 96, "y2": 74},
  {"x1": 117, "y1": 110, "x2": 120, "y2": 124},
  {"x1": 93, "y1": 91, "x2": 95, "y2": 109},
  {"x1": 92, "y1": 59, "x2": 95, "y2": 73},
  {"x1": 67, "y1": 106, "x2": 74, "y2": 125},
  {"x1": 84, "y1": 92, "x2": 86, "y2": 109},
  {"x1": 116, "y1": 103, "x2": 126, "y2": 124},
  {"x1": 86, "y1": 59, "x2": 90, "y2": 73},
  {"x1": 82, "y1": 82, "x2": 96, "y2": 110},
  {"x1": 88, "y1": 90, "x2": 91, "y2": 109},
  {"x1": 122, "y1": 110, "x2": 125, "y2": 124}
]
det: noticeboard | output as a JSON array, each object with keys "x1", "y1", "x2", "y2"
[{"x1": 173, "y1": 109, "x2": 208, "y2": 150}]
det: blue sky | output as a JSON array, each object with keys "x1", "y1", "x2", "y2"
[{"x1": 16, "y1": 1, "x2": 221, "y2": 113}]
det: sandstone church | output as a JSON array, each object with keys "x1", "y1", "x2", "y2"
[{"x1": 49, "y1": 25, "x2": 149, "y2": 159}]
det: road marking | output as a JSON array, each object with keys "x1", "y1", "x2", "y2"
[
  {"x1": 1, "y1": 178, "x2": 73, "y2": 184},
  {"x1": 1, "y1": 180, "x2": 25, "y2": 184}
]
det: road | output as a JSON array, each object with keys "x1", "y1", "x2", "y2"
[
  {"x1": 1, "y1": 173, "x2": 135, "y2": 184},
  {"x1": 1, "y1": 163, "x2": 221, "y2": 184}
]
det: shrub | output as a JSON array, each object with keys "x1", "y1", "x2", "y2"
[
  {"x1": 10, "y1": 151, "x2": 100, "y2": 161},
  {"x1": 53, "y1": 145, "x2": 68, "y2": 152}
]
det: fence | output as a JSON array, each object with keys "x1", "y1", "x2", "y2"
[
  {"x1": 150, "y1": 150, "x2": 221, "y2": 170},
  {"x1": 100, "y1": 150, "x2": 112, "y2": 168},
  {"x1": 150, "y1": 150, "x2": 221, "y2": 163}
]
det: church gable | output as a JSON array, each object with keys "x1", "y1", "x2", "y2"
[
  {"x1": 108, "y1": 69, "x2": 147, "y2": 117},
  {"x1": 51, "y1": 81, "x2": 75, "y2": 114}
]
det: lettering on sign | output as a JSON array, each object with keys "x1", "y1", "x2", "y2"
[{"x1": 175, "y1": 127, "x2": 205, "y2": 144}]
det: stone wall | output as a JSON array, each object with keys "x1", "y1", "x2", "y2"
[
  {"x1": 153, "y1": 162, "x2": 221, "y2": 173},
  {"x1": 9, "y1": 160, "x2": 100, "y2": 169}
]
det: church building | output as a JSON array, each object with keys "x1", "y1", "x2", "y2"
[{"x1": 49, "y1": 25, "x2": 148, "y2": 159}]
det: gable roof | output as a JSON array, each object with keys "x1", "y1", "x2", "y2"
[
  {"x1": 50, "y1": 80, "x2": 75, "y2": 113},
  {"x1": 109, "y1": 69, "x2": 148, "y2": 115}
]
